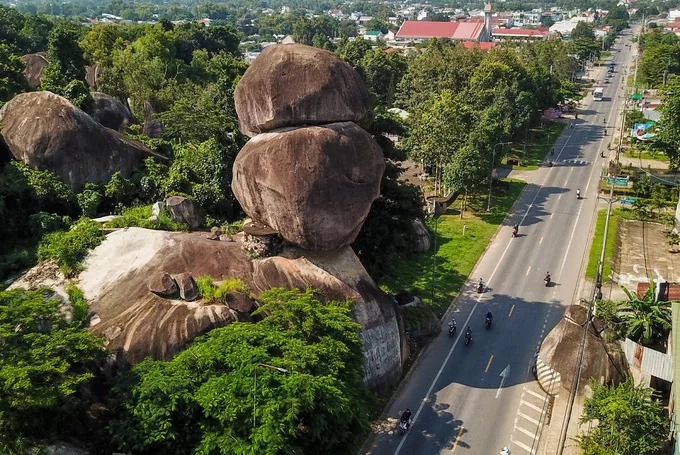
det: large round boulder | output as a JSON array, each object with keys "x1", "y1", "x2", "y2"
[
  {"x1": 90, "y1": 92, "x2": 135, "y2": 131},
  {"x1": 0, "y1": 91, "x2": 166, "y2": 192},
  {"x1": 232, "y1": 122, "x2": 385, "y2": 251},
  {"x1": 234, "y1": 43, "x2": 371, "y2": 136}
]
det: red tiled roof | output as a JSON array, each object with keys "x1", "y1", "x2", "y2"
[
  {"x1": 396, "y1": 20, "x2": 485, "y2": 40},
  {"x1": 396, "y1": 21, "x2": 459, "y2": 39},
  {"x1": 461, "y1": 41, "x2": 497, "y2": 50},
  {"x1": 492, "y1": 27, "x2": 550, "y2": 37},
  {"x1": 453, "y1": 22, "x2": 485, "y2": 40}
]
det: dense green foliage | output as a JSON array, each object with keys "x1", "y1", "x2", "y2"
[
  {"x1": 109, "y1": 288, "x2": 372, "y2": 454},
  {"x1": 37, "y1": 218, "x2": 104, "y2": 276},
  {"x1": 579, "y1": 377, "x2": 669, "y2": 455},
  {"x1": 104, "y1": 204, "x2": 188, "y2": 230},
  {"x1": 639, "y1": 29, "x2": 680, "y2": 88},
  {"x1": 0, "y1": 288, "x2": 105, "y2": 451}
]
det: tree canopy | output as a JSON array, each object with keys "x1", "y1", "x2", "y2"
[{"x1": 109, "y1": 288, "x2": 373, "y2": 455}]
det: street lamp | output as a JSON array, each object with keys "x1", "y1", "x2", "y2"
[
  {"x1": 253, "y1": 363, "x2": 289, "y2": 428},
  {"x1": 487, "y1": 142, "x2": 512, "y2": 212}
]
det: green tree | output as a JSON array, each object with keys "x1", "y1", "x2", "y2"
[
  {"x1": 38, "y1": 217, "x2": 104, "y2": 276},
  {"x1": 43, "y1": 21, "x2": 87, "y2": 83},
  {"x1": 0, "y1": 43, "x2": 28, "y2": 104},
  {"x1": 571, "y1": 21, "x2": 596, "y2": 41},
  {"x1": 104, "y1": 171, "x2": 136, "y2": 207},
  {"x1": 80, "y1": 23, "x2": 127, "y2": 67},
  {"x1": 579, "y1": 377, "x2": 668, "y2": 455},
  {"x1": 0, "y1": 288, "x2": 105, "y2": 450},
  {"x1": 443, "y1": 144, "x2": 489, "y2": 195},
  {"x1": 359, "y1": 48, "x2": 408, "y2": 107},
  {"x1": 353, "y1": 111, "x2": 424, "y2": 279},
  {"x1": 77, "y1": 183, "x2": 103, "y2": 218},
  {"x1": 109, "y1": 288, "x2": 372, "y2": 455},
  {"x1": 618, "y1": 280, "x2": 671, "y2": 345},
  {"x1": 654, "y1": 76, "x2": 680, "y2": 169}
]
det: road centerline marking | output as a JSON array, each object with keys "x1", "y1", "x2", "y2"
[
  {"x1": 485, "y1": 355, "x2": 494, "y2": 373},
  {"x1": 508, "y1": 304, "x2": 515, "y2": 317},
  {"x1": 525, "y1": 266, "x2": 531, "y2": 276},
  {"x1": 451, "y1": 426, "x2": 465, "y2": 452}
]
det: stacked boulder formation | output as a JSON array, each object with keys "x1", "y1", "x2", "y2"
[{"x1": 233, "y1": 43, "x2": 403, "y2": 390}]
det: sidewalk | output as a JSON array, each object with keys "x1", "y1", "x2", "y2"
[{"x1": 539, "y1": 387, "x2": 589, "y2": 455}]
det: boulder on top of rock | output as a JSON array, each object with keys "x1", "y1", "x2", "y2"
[
  {"x1": 234, "y1": 44, "x2": 370, "y2": 136},
  {"x1": 166, "y1": 196, "x2": 204, "y2": 230},
  {"x1": 225, "y1": 291, "x2": 255, "y2": 313},
  {"x1": 20, "y1": 53, "x2": 48, "y2": 89},
  {"x1": 232, "y1": 122, "x2": 384, "y2": 251},
  {"x1": 172, "y1": 272, "x2": 198, "y2": 301},
  {"x1": 0, "y1": 91, "x2": 166, "y2": 192},
  {"x1": 90, "y1": 92, "x2": 135, "y2": 132},
  {"x1": 148, "y1": 272, "x2": 177, "y2": 297}
]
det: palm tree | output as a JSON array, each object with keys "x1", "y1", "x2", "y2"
[{"x1": 618, "y1": 280, "x2": 671, "y2": 346}]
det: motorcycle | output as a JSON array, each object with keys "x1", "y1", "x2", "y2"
[
  {"x1": 544, "y1": 274, "x2": 551, "y2": 287},
  {"x1": 477, "y1": 281, "x2": 484, "y2": 293},
  {"x1": 485, "y1": 317, "x2": 492, "y2": 329},
  {"x1": 512, "y1": 227, "x2": 518, "y2": 238},
  {"x1": 465, "y1": 331, "x2": 472, "y2": 345},
  {"x1": 448, "y1": 323, "x2": 456, "y2": 338},
  {"x1": 399, "y1": 419, "x2": 410, "y2": 435},
  {"x1": 576, "y1": 191, "x2": 581, "y2": 199}
]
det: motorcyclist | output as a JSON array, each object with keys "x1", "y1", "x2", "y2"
[
  {"x1": 400, "y1": 408, "x2": 412, "y2": 423},
  {"x1": 501, "y1": 447, "x2": 511, "y2": 455},
  {"x1": 576, "y1": 188, "x2": 581, "y2": 199},
  {"x1": 477, "y1": 278, "x2": 484, "y2": 292},
  {"x1": 512, "y1": 224, "x2": 519, "y2": 237},
  {"x1": 465, "y1": 326, "x2": 472, "y2": 337},
  {"x1": 545, "y1": 272, "x2": 551, "y2": 283},
  {"x1": 486, "y1": 310, "x2": 493, "y2": 323},
  {"x1": 448, "y1": 319, "x2": 457, "y2": 335}
]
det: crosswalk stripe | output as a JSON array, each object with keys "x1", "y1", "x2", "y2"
[
  {"x1": 524, "y1": 389, "x2": 545, "y2": 400},
  {"x1": 510, "y1": 437, "x2": 537, "y2": 454},
  {"x1": 515, "y1": 425, "x2": 537, "y2": 438},
  {"x1": 517, "y1": 411, "x2": 540, "y2": 425},
  {"x1": 520, "y1": 399, "x2": 544, "y2": 413}
]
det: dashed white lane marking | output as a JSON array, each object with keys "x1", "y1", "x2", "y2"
[{"x1": 526, "y1": 266, "x2": 531, "y2": 276}]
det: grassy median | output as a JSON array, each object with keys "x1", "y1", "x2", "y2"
[
  {"x1": 380, "y1": 180, "x2": 525, "y2": 318},
  {"x1": 586, "y1": 208, "x2": 620, "y2": 282}
]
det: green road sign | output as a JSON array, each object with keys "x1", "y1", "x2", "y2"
[
  {"x1": 606, "y1": 176, "x2": 629, "y2": 187},
  {"x1": 630, "y1": 93, "x2": 642, "y2": 100}
]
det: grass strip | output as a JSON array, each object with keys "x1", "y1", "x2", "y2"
[
  {"x1": 586, "y1": 208, "x2": 620, "y2": 281},
  {"x1": 380, "y1": 180, "x2": 525, "y2": 319}
]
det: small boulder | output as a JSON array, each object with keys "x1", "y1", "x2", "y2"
[
  {"x1": 234, "y1": 43, "x2": 371, "y2": 136},
  {"x1": 151, "y1": 201, "x2": 164, "y2": 216},
  {"x1": 142, "y1": 101, "x2": 164, "y2": 138},
  {"x1": 411, "y1": 218, "x2": 432, "y2": 252},
  {"x1": 90, "y1": 92, "x2": 135, "y2": 132},
  {"x1": 148, "y1": 272, "x2": 178, "y2": 297},
  {"x1": 166, "y1": 196, "x2": 204, "y2": 229},
  {"x1": 20, "y1": 53, "x2": 48, "y2": 89},
  {"x1": 172, "y1": 272, "x2": 198, "y2": 301},
  {"x1": 225, "y1": 291, "x2": 255, "y2": 313},
  {"x1": 232, "y1": 122, "x2": 384, "y2": 250}
]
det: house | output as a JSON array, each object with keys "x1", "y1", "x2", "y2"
[
  {"x1": 511, "y1": 10, "x2": 543, "y2": 27},
  {"x1": 364, "y1": 30, "x2": 383, "y2": 41},
  {"x1": 395, "y1": 1, "x2": 495, "y2": 42},
  {"x1": 492, "y1": 27, "x2": 551, "y2": 42}
]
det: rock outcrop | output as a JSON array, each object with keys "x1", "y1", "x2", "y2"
[
  {"x1": 147, "y1": 272, "x2": 178, "y2": 297},
  {"x1": 232, "y1": 122, "x2": 384, "y2": 250},
  {"x1": 234, "y1": 44, "x2": 371, "y2": 137},
  {"x1": 538, "y1": 305, "x2": 627, "y2": 393},
  {"x1": 20, "y1": 53, "x2": 48, "y2": 89},
  {"x1": 90, "y1": 92, "x2": 135, "y2": 131},
  {"x1": 0, "y1": 91, "x2": 166, "y2": 192},
  {"x1": 229, "y1": 42, "x2": 401, "y2": 390},
  {"x1": 166, "y1": 196, "x2": 204, "y2": 229}
]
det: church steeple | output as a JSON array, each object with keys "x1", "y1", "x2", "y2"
[{"x1": 484, "y1": 1, "x2": 493, "y2": 42}]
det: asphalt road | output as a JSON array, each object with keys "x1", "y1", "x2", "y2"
[{"x1": 365, "y1": 29, "x2": 638, "y2": 455}]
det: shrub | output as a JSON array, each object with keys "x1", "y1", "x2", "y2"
[
  {"x1": 66, "y1": 285, "x2": 89, "y2": 326},
  {"x1": 195, "y1": 276, "x2": 249, "y2": 303},
  {"x1": 76, "y1": 183, "x2": 103, "y2": 218},
  {"x1": 28, "y1": 212, "x2": 71, "y2": 237},
  {"x1": 104, "y1": 205, "x2": 187, "y2": 231},
  {"x1": 37, "y1": 218, "x2": 104, "y2": 276}
]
